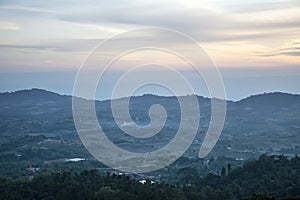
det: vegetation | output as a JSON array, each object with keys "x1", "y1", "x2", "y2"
[
  {"x1": 180, "y1": 154, "x2": 300, "y2": 199},
  {"x1": 0, "y1": 155, "x2": 299, "y2": 199},
  {"x1": 1, "y1": 90, "x2": 300, "y2": 199}
]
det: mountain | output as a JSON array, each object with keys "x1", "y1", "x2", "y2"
[
  {"x1": 0, "y1": 89, "x2": 299, "y2": 158},
  {"x1": 0, "y1": 88, "x2": 71, "y2": 106},
  {"x1": 236, "y1": 92, "x2": 300, "y2": 109}
]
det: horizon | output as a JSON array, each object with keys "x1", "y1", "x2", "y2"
[
  {"x1": 1, "y1": 0, "x2": 300, "y2": 100},
  {"x1": 0, "y1": 69, "x2": 299, "y2": 101},
  {"x1": 1, "y1": 87, "x2": 299, "y2": 102}
]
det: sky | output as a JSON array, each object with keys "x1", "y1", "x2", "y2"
[{"x1": 0, "y1": 0, "x2": 299, "y2": 100}]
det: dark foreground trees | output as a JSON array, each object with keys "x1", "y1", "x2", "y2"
[
  {"x1": 0, "y1": 170, "x2": 186, "y2": 200},
  {"x1": 0, "y1": 155, "x2": 300, "y2": 200}
]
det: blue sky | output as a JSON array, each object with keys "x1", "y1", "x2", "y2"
[{"x1": 0, "y1": 0, "x2": 299, "y2": 100}]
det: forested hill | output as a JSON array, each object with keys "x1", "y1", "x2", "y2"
[
  {"x1": 0, "y1": 155, "x2": 299, "y2": 200},
  {"x1": 0, "y1": 90, "x2": 300, "y2": 199},
  {"x1": 236, "y1": 92, "x2": 300, "y2": 108},
  {"x1": 0, "y1": 89, "x2": 70, "y2": 106},
  {"x1": 1, "y1": 88, "x2": 300, "y2": 106},
  {"x1": 0, "y1": 89, "x2": 299, "y2": 153}
]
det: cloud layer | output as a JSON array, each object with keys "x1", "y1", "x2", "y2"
[{"x1": 0, "y1": 0, "x2": 300, "y2": 72}]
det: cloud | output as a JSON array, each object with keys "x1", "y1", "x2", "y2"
[
  {"x1": 0, "y1": 22, "x2": 19, "y2": 30},
  {"x1": 0, "y1": 44, "x2": 53, "y2": 50},
  {"x1": 0, "y1": 0, "x2": 300, "y2": 70},
  {"x1": 2, "y1": 0, "x2": 299, "y2": 42},
  {"x1": 280, "y1": 51, "x2": 300, "y2": 56},
  {"x1": 257, "y1": 42, "x2": 300, "y2": 57},
  {"x1": 220, "y1": 0, "x2": 300, "y2": 13},
  {"x1": 0, "y1": 5, "x2": 56, "y2": 14},
  {"x1": 0, "y1": 42, "x2": 89, "y2": 52}
]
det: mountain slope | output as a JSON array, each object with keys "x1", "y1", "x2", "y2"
[{"x1": 0, "y1": 89, "x2": 299, "y2": 158}]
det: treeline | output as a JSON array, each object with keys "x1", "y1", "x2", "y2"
[
  {"x1": 180, "y1": 154, "x2": 300, "y2": 199},
  {"x1": 0, "y1": 170, "x2": 186, "y2": 200},
  {"x1": 0, "y1": 155, "x2": 300, "y2": 200}
]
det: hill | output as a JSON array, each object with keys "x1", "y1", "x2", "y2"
[{"x1": 0, "y1": 89, "x2": 299, "y2": 181}]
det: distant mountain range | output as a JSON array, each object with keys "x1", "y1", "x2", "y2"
[
  {"x1": 1, "y1": 88, "x2": 299, "y2": 105},
  {"x1": 0, "y1": 88, "x2": 299, "y2": 159}
]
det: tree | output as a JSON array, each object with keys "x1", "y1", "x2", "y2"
[{"x1": 221, "y1": 167, "x2": 226, "y2": 177}]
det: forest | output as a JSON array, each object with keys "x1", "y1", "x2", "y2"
[{"x1": 1, "y1": 154, "x2": 299, "y2": 200}]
